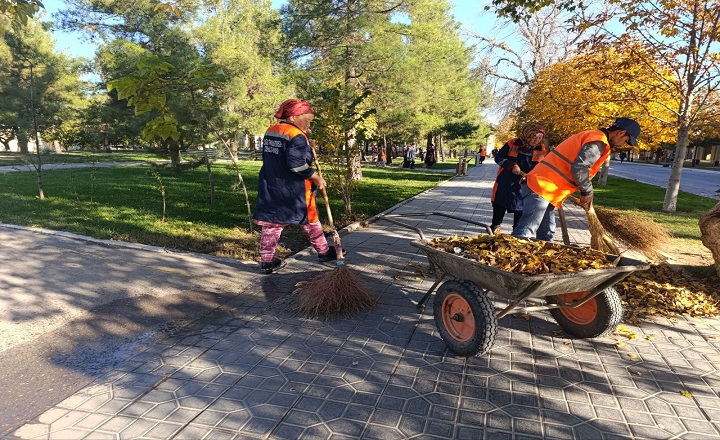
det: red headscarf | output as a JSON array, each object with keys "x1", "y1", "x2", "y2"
[
  {"x1": 274, "y1": 99, "x2": 314, "y2": 119},
  {"x1": 520, "y1": 124, "x2": 546, "y2": 144}
]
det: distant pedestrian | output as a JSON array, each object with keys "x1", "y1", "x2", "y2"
[
  {"x1": 478, "y1": 145, "x2": 486, "y2": 164},
  {"x1": 619, "y1": 151, "x2": 627, "y2": 163},
  {"x1": 490, "y1": 124, "x2": 546, "y2": 234},
  {"x1": 377, "y1": 147, "x2": 386, "y2": 167},
  {"x1": 407, "y1": 145, "x2": 417, "y2": 169},
  {"x1": 425, "y1": 144, "x2": 437, "y2": 167}
]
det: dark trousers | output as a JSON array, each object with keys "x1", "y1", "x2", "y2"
[{"x1": 491, "y1": 203, "x2": 523, "y2": 230}]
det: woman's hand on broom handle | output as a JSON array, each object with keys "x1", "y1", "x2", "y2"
[{"x1": 309, "y1": 172, "x2": 326, "y2": 190}]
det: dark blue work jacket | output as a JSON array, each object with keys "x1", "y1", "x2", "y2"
[
  {"x1": 491, "y1": 138, "x2": 545, "y2": 211},
  {"x1": 253, "y1": 121, "x2": 317, "y2": 224}
]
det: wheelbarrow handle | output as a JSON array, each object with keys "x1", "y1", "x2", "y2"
[{"x1": 377, "y1": 212, "x2": 493, "y2": 240}]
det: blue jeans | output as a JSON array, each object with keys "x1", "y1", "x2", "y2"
[{"x1": 511, "y1": 184, "x2": 556, "y2": 241}]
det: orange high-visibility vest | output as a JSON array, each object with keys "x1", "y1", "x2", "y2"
[{"x1": 526, "y1": 130, "x2": 610, "y2": 208}]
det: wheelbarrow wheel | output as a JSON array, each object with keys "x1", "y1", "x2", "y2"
[
  {"x1": 548, "y1": 287, "x2": 622, "y2": 338},
  {"x1": 433, "y1": 279, "x2": 497, "y2": 356}
]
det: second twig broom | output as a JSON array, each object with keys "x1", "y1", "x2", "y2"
[
  {"x1": 295, "y1": 148, "x2": 376, "y2": 318},
  {"x1": 568, "y1": 197, "x2": 670, "y2": 258}
]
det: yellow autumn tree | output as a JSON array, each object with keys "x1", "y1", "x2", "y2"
[{"x1": 516, "y1": 45, "x2": 677, "y2": 150}]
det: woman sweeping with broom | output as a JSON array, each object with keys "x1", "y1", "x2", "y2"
[
  {"x1": 253, "y1": 99, "x2": 340, "y2": 274},
  {"x1": 511, "y1": 117, "x2": 641, "y2": 243}
]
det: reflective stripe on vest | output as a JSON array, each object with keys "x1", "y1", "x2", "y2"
[{"x1": 526, "y1": 130, "x2": 610, "y2": 208}]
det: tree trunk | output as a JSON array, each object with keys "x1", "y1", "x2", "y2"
[
  {"x1": 346, "y1": 128, "x2": 362, "y2": 180},
  {"x1": 597, "y1": 157, "x2": 610, "y2": 186},
  {"x1": 18, "y1": 131, "x2": 29, "y2": 154},
  {"x1": 699, "y1": 201, "x2": 720, "y2": 278},
  {"x1": 663, "y1": 123, "x2": 691, "y2": 212},
  {"x1": 170, "y1": 149, "x2": 182, "y2": 166},
  {"x1": 202, "y1": 144, "x2": 215, "y2": 205},
  {"x1": 383, "y1": 135, "x2": 391, "y2": 165},
  {"x1": 249, "y1": 134, "x2": 257, "y2": 161},
  {"x1": 438, "y1": 136, "x2": 445, "y2": 162},
  {"x1": 53, "y1": 140, "x2": 62, "y2": 153}
]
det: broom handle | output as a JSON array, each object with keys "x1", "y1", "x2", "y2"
[
  {"x1": 310, "y1": 148, "x2": 335, "y2": 229},
  {"x1": 557, "y1": 204, "x2": 571, "y2": 246},
  {"x1": 310, "y1": 146, "x2": 344, "y2": 260}
]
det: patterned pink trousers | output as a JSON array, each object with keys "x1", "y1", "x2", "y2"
[{"x1": 256, "y1": 220, "x2": 330, "y2": 262}]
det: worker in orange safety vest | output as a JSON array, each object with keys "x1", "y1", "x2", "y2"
[{"x1": 511, "y1": 117, "x2": 641, "y2": 241}]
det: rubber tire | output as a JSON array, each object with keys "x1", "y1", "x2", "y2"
[
  {"x1": 433, "y1": 279, "x2": 498, "y2": 356},
  {"x1": 548, "y1": 287, "x2": 623, "y2": 338}
]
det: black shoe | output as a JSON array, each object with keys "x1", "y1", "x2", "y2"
[
  {"x1": 260, "y1": 258, "x2": 286, "y2": 274},
  {"x1": 318, "y1": 247, "x2": 346, "y2": 262}
]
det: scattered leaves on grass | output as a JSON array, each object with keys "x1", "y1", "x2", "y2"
[
  {"x1": 616, "y1": 263, "x2": 720, "y2": 323},
  {"x1": 428, "y1": 234, "x2": 613, "y2": 275}
]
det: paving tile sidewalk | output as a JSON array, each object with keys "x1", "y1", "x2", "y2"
[{"x1": 11, "y1": 164, "x2": 720, "y2": 440}]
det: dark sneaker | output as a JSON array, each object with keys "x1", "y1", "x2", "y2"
[
  {"x1": 318, "y1": 247, "x2": 346, "y2": 262},
  {"x1": 260, "y1": 258, "x2": 286, "y2": 274}
]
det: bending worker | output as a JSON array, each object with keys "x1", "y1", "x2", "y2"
[{"x1": 511, "y1": 117, "x2": 641, "y2": 242}]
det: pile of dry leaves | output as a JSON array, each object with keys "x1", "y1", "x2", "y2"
[
  {"x1": 616, "y1": 263, "x2": 720, "y2": 324},
  {"x1": 429, "y1": 234, "x2": 613, "y2": 275}
]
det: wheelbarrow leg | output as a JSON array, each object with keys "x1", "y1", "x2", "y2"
[{"x1": 415, "y1": 273, "x2": 446, "y2": 309}]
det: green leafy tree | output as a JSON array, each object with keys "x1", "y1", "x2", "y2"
[
  {"x1": 0, "y1": 0, "x2": 43, "y2": 33},
  {"x1": 59, "y1": 0, "x2": 219, "y2": 163},
  {"x1": 0, "y1": 16, "x2": 86, "y2": 197},
  {"x1": 195, "y1": 0, "x2": 291, "y2": 157}
]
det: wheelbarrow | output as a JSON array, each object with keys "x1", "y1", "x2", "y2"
[{"x1": 377, "y1": 212, "x2": 651, "y2": 356}]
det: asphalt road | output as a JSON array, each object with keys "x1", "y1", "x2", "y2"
[
  {"x1": 608, "y1": 160, "x2": 720, "y2": 200},
  {"x1": 0, "y1": 225, "x2": 260, "y2": 436}
]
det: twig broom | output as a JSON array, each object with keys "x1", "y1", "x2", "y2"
[
  {"x1": 588, "y1": 205, "x2": 670, "y2": 259},
  {"x1": 568, "y1": 197, "x2": 669, "y2": 258},
  {"x1": 295, "y1": 148, "x2": 376, "y2": 318},
  {"x1": 584, "y1": 203, "x2": 621, "y2": 255},
  {"x1": 566, "y1": 196, "x2": 621, "y2": 254}
]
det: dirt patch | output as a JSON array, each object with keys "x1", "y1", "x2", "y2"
[{"x1": 659, "y1": 238, "x2": 714, "y2": 268}]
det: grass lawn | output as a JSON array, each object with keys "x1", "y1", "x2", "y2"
[
  {"x1": 0, "y1": 159, "x2": 715, "y2": 266},
  {"x1": 0, "y1": 161, "x2": 450, "y2": 260},
  {"x1": 595, "y1": 176, "x2": 717, "y2": 241},
  {"x1": 0, "y1": 150, "x2": 167, "y2": 166}
]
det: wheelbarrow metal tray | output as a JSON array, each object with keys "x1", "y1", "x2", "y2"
[{"x1": 411, "y1": 239, "x2": 650, "y2": 301}]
